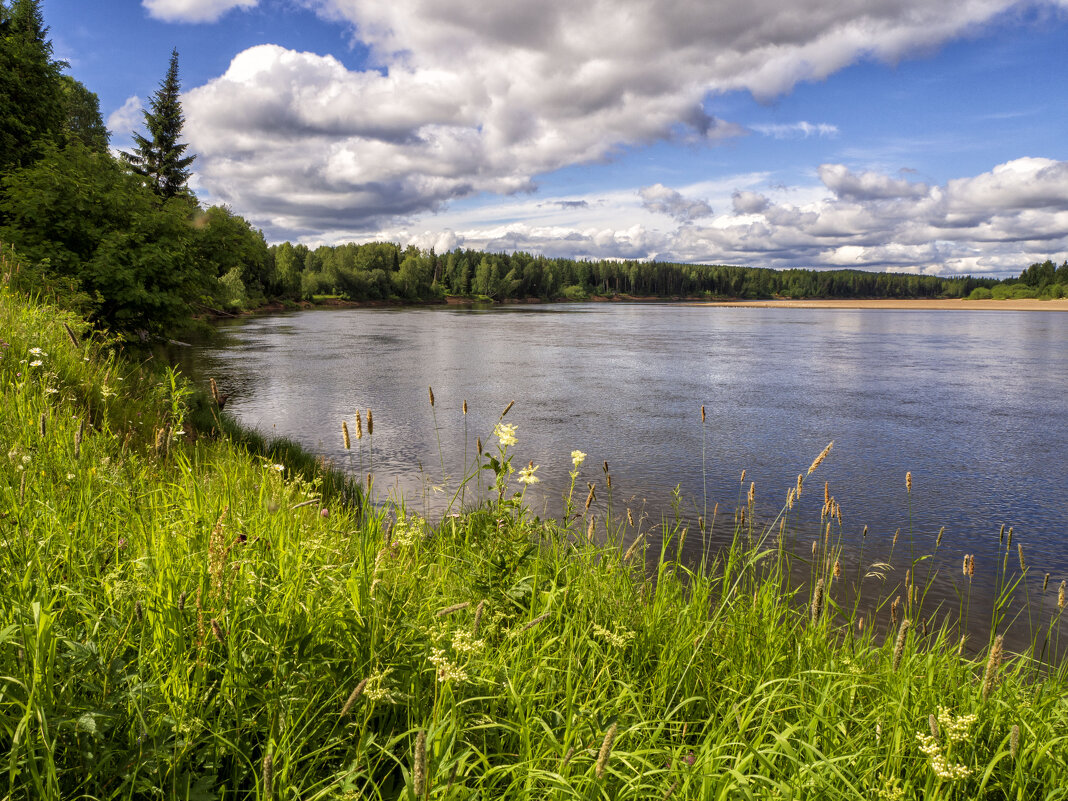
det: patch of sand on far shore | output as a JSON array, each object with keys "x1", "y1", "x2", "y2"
[{"x1": 691, "y1": 298, "x2": 1068, "y2": 311}]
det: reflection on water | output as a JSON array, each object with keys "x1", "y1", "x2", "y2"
[{"x1": 182, "y1": 303, "x2": 1068, "y2": 651}]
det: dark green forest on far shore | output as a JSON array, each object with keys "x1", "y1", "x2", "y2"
[{"x1": 1, "y1": 0, "x2": 1066, "y2": 341}]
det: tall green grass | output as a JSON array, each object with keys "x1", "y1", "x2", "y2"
[{"x1": 0, "y1": 273, "x2": 1066, "y2": 800}]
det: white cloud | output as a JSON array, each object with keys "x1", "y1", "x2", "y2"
[
  {"x1": 142, "y1": 0, "x2": 258, "y2": 24},
  {"x1": 365, "y1": 159, "x2": 1068, "y2": 277},
  {"x1": 639, "y1": 184, "x2": 714, "y2": 222},
  {"x1": 106, "y1": 95, "x2": 143, "y2": 138},
  {"x1": 184, "y1": 1, "x2": 1054, "y2": 236},
  {"x1": 752, "y1": 122, "x2": 839, "y2": 139}
]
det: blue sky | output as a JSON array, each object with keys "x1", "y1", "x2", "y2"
[{"x1": 45, "y1": 0, "x2": 1068, "y2": 276}]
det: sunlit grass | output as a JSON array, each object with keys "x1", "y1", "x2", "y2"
[{"x1": 0, "y1": 271, "x2": 1066, "y2": 799}]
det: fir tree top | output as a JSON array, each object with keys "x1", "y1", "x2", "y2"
[{"x1": 122, "y1": 49, "x2": 195, "y2": 200}]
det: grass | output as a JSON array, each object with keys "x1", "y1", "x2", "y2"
[{"x1": 1, "y1": 271, "x2": 1067, "y2": 800}]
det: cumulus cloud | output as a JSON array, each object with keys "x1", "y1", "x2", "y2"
[
  {"x1": 371, "y1": 159, "x2": 1068, "y2": 277},
  {"x1": 183, "y1": 0, "x2": 1052, "y2": 237},
  {"x1": 639, "y1": 184, "x2": 714, "y2": 222},
  {"x1": 143, "y1": 0, "x2": 258, "y2": 23},
  {"x1": 752, "y1": 121, "x2": 839, "y2": 139},
  {"x1": 106, "y1": 95, "x2": 143, "y2": 138}
]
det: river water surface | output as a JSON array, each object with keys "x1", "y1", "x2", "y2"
[{"x1": 186, "y1": 303, "x2": 1068, "y2": 645}]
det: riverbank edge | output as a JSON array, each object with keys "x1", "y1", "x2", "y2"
[{"x1": 223, "y1": 293, "x2": 1068, "y2": 320}]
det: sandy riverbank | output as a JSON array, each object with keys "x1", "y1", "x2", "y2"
[{"x1": 691, "y1": 298, "x2": 1068, "y2": 311}]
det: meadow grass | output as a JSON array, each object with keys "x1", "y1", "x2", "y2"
[{"x1": 1, "y1": 278, "x2": 1066, "y2": 800}]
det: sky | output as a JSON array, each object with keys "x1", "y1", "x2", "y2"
[{"x1": 45, "y1": 0, "x2": 1068, "y2": 277}]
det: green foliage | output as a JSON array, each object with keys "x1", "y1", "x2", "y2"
[
  {"x1": 0, "y1": 0, "x2": 65, "y2": 171},
  {"x1": 191, "y1": 205, "x2": 271, "y2": 311},
  {"x1": 1, "y1": 282, "x2": 1066, "y2": 799},
  {"x1": 121, "y1": 49, "x2": 194, "y2": 200},
  {"x1": 58, "y1": 75, "x2": 108, "y2": 152},
  {"x1": 0, "y1": 143, "x2": 206, "y2": 335},
  {"x1": 968, "y1": 287, "x2": 992, "y2": 300}
]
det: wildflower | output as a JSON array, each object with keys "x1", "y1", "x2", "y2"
[
  {"x1": 571, "y1": 450, "x2": 586, "y2": 468},
  {"x1": 270, "y1": 463, "x2": 284, "y2": 472},
  {"x1": 517, "y1": 462, "x2": 540, "y2": 485},
  {"x1": 28, "y1": 347, "x2": 45, "y2": 356},
  {"x1": 29, "y1": 360, "x2": 42, "y2": 367},
  {"x1": 494, "y1": 422, "x2": 517, "y2": 448}
]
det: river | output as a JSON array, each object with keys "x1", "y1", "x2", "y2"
[{"x1": 185, "y1": 302, "x2": 1068, "y2": 648}]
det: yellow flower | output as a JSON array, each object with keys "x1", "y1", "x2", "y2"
[
  {"x1": 494, "y1": 422, "x2": 518, "y2": 448},
  {"x1": 571, "y1": 450, "x2": 586, "y2": 468},
  {"x1": 517, "y1": 463, "x2": 540, "y2": 485}
]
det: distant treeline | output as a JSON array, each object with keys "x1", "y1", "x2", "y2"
[{"x1": 242, "y1": 240, "x2": 1023, "y2": 307}]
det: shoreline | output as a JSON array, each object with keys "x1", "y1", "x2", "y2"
[{"x1": 690, "y1": 298, "x2": 1068, "y2": 311}]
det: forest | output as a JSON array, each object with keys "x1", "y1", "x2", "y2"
[{"x1": 0, "y1": 0, "x2": 1064, "y2": 339}]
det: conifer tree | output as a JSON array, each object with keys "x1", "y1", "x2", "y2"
[
  {"x1": 122, "y1": 49, "x2": 195, "y2": 199},
  {"x1": 0, "y1": 0, "x2": 65, "y2": 171}
]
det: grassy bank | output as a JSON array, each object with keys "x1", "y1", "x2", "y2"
[{"x1": 1, "y1": 280, "x2": 1066, "y2": 800}]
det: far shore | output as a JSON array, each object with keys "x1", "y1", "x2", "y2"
[{"x1": 691, "y1": 298, "x2": 1068, "y2": 311}]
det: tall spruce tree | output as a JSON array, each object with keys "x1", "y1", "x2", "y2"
[
  {"x1": 122, "y1": 49, "x2": 195, "y2": 199},
  {"x1": 0, "y1": 0, "x2": 65, "y2": 171}
]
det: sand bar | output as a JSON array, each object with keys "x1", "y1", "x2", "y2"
[{"x1": 691, "y1": 298, "x2": 1068, "y2": 311}]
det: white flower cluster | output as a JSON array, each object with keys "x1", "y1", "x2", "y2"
[
  {"x1": 28, "y1": 346, "x2": 46, "y2": 368},
  {"x1": 592, "y1": 623, "x2": 635, "y2": 649},
  {"x1": 494, "y1": 422, "x2": 517, "y2": 448},
  {"x1": 916, "y1": 707, "x2": 976, "y2": 781},
  {"x1": 517, "y1": 463, "x2": 539, "y2": 485},
  {"x1": 451, "y1": 629, "x2": 485, "y2": 655},
  {"x1": 429, "y1": 647, "x2": 468, "y2": 684}
]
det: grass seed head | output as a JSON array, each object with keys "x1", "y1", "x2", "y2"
[
  {"x1": 501, "y1": 399, "x2": 515, "y2": 417},
  {"x1": 341, "y1": 421, "x2": 350, "y2": 449},
  {"x1": 740, "y1": 468, "x2": 746, "y2": 484},
  {"x1": 595, "y1": 722, "x2": 618, "y2": 779},
  {"x1": 1010, "y1": 724, "x2": 1020, "y2": 759},
  {"x1": 262, "y1": 752, "x2": 273, "y2": 800},
  {"x1": 463, "y1": 399, "x2": 467, "y2": 415},
  {"x1": 1043, "y1": 572, "x2": 1050, "y2": 591},
  {"x1": 892, "y1": 618, "x2": 910, "y2": 671},
  {"x1": 929, "y1": 714, "x2": 939, "y2": 739},
  {"x1": 982, "y1": 634, "x2": 1004, "y2": 700},
  {"x1": 1017, "y1": 543, "x2": 1025, "y2": 571},
  {"x1": 366, "y1": 409, "x2": 373, "y2": 435},
  {"x1": 936, "y1": 526, "x2": 944, "y2": 547},
  {"x1": 340, "y1": 678, "x2": 369, "y2": 719},
  {"x1": 428, "y1": 386, "x2": 434, "y2": 407},
  {"x1": 701, "y1": 405, "x2": 705, "y2": 422},
  {"x1": 1006, "y1": 526, "x2": 1013, "y2": 549},
  {"x1": 211, "y1": 618, "x2": 225, "y2": 644},
  {"x1": 355, "y1": 411, "x2": 362, "y2": 439},
  {"x1": 807, "y1": 440, "x2": 833, "y2": 475},
  {"x1": 1058, "y1": 580, "x2": 1065, "y2": 610},
  {"x1": 810, "y1": 578, "x2": 825, "y2": 623},
  {"x1": 968, "y1": 554, "x2": 975, "y2": 578},
  {"x1": 747, "y1": 481, "x2": 755, "y2": 508},
  {"x1": 472, "y1": 600, "x2": 485, "y2": 636},
  {"x1": 906, "y1": 471, "x2": 912, "y2": 494},
  {"x1": 413, "y1": 730, "x2": 427, "y2": 797}
]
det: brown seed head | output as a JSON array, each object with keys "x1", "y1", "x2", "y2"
[
  {"x1": 929, "y1": 713, "x2": 939, "y2": 739},
  {"x1": 342, "y1": 421, "x2": 351, "y2": 449},
  {"x1": 806, "y1": 440, "x2": 834, "y2": 475},
  {"x1": 262, "y1": 752, "x2": 273, "y2": 801},
  {"x1": 1017, "y1": 543, "x2": 1026, "y2": 572},
  {"x1": 428, "y1": 386, "x2": 435, "y2": 407},
  {"x1": 747, "y1": 481, "x2": 755, "y2": 508},
  {"x1": 906, "y1": 471, "x2": 912, "y2": 494},
  {"x1": 476, "y1": 436, "x2": 482, "y2": 454},
  {"x1": 355, "y1": 411, "x2": 363, "y2": 439},
  {"x1": 586, "y1": 516, "x2": 595, "y2": 541},
  {"x1": 472, "y1": 600, "x2": 485, "y2": 635},
  {"x1": 1007, "y1": 527, "x2": 1013, "y2": 549},
  {"x1": 501, "y1": 400, "x2": 515, "y2": 417},
  {"x1": 982, "y1": 634, "x2": 1004, "y2": 700},
  {"x1": 824, "y1": 481, "x2": 830, "y2": 506},
  {"x1": 893, "y1": 529, "x2": 900, "y2": 548},
  {"x1": 340, "y1": 678, "x2": 369, "y2": 719},
  {"x1": 366, "y1": 409, "x2": 373, "y2": 435},
  {"x1": 211, "y1": 618, "x2": 225, "y2": 644},
  {"x1": 936, "y1": 526, "x2": 944, "y2": 548},
  {"x1": 999, "y1": 523, "x2": 1006, "y2": 545},
  {"x1": 1058, "y1": 580, "x2": 1066, "y2": 610},
  {"x1": 701, "y1": 405, "x2": 706, "y2": 422},
  {"x1": 595, "y1": 723, "x2": 618, "y2": 779},
  {"x1": 892, "y1": 618, "x2": 911, "y2": 671},
  {"x1": 463, "y1": 399, "x2": 468, "y2": 415},
  {"x1": 413, "y1": 730, "x2": 428, "y2": 797},
  {"x1": 1043, "y1": 572, "x2": 1050, "y2": 591},
  {"x1": 810, "y1": 578, "x2": 825, "y2": 623},
  {"x1": 1010, "y1": 724, "x2": 1020, "y2": 760},
  {"x1": 739, "y1": 468, "x2": 746, "y2": 484},
  {"x1": 584, "y1": 483, "x2": 596, "y2": 511},
  {"x1": 968, "y1": 554, "x2": 975, "y2": 578},
  {"x1": 797, "y1": 474, "x2": 803, "y2": 498}
]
